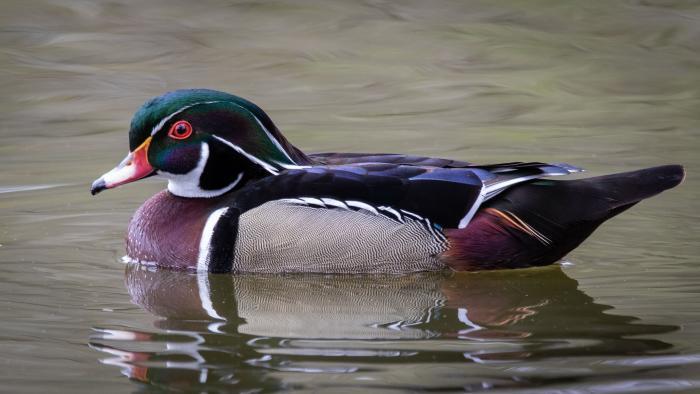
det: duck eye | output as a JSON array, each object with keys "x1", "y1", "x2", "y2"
[{"x1": 168, "y1": 120, "x2": 193, "y2": 140}]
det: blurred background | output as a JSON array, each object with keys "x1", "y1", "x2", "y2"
[{"x1": 0, "y1": 1, "x2": 699, "y2": 392}]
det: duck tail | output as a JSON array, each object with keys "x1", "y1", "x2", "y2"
[{"x1": 442, "y1": 165, "x2": 685, "y2": 271}]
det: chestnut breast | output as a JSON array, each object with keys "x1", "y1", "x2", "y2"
[{"x1": 126, "y1": 190, "x2": 223, "y2": 270}]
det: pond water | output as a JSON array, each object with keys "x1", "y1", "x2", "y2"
[{"x1": 1, "y1": 1, "x2": 699, "y2": 392}]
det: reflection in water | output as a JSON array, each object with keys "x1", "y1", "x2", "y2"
[{"x1": 90, "y1": 264, "x2": 678, "y2": 391}]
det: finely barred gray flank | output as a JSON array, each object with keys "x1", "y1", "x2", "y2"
[{"x1": 232, "y1": 201, "x2": 448, "y2": 273}]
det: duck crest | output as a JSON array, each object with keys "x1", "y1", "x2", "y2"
[
  {"x1": 137, "y1": 90, "x2": 307, "y2": 166},
  {"x1": 129, "y1": 89, "x2": 307, "y2": 162},
  {"x1": 116, "y1": 89, "x2": 315, "y2": 198}
]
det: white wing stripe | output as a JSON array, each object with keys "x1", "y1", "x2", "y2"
[
  {"x1": 483, "y1": 175, "x2": 540, "y2": 198},
  {"x1": 458, "y1": 185, "x2": 485, "y2": 229}
]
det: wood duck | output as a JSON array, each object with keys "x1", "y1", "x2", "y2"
[{"x1": 90, "y1": 89, "x2": 684, "y2": 273}]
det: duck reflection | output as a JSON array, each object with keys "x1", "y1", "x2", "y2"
[{"x1": 91, "y1": 264, "x2": 676, "y2": 389}]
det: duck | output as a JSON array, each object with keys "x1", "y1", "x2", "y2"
[{"x1": 90, "y1": 89, "x2": 684, "y2": 273}]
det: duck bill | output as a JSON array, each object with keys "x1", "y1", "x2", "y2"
[{"x1": 91, "y1": 137, "x2": 154, "y2": 195}]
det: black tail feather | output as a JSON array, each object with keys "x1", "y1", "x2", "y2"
[
  {"x1": 570, "y1": 164, "x2": 685, "y2": 215},
  {"x1": 444, "y1": 165, "x2": 684, "y2": 270},
  {"x1": 504, "y1": 164, "x2": 684, "y2": 224}
]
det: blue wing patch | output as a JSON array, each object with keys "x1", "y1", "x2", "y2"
[{"x1": 409, "y1": 168, "x2": 485, "y2": 186}]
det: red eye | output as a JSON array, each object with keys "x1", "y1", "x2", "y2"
[{"x1": 168, "y1": 120, "x2": 193, "y2": 140}]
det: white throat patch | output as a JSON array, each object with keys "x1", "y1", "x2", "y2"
[{"x1": 160, "y1": 142, "x2": 244, "y2": 198}]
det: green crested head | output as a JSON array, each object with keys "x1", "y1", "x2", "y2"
[
  {"x1": 91, "y1": 89, "x2": 310, "y2": 198},
  {"x1": 129, "y1": 89, "x2": 229, "y2": 150}
]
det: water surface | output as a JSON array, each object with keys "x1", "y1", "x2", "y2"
[{"x1": 1, "y1": 1, "x2": 699, "y2": 392}]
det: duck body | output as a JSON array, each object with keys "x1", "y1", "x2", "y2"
[
  {"x1": 127, "y1": 189, "x2": 447, "y2": 273},
  {"x1": 93, "y1": 89, "x2": 684, "y2": 273}
]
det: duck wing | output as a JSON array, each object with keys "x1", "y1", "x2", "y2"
[
  {"x1": 308, "y1": 152, "x2": 475, "y2": 168},
  {"x1": 232, "y1": 162, "x2": 578, "y2": 229},
  {"x1": 308, "y1": 152, "x2": 582, "y2": 179}
]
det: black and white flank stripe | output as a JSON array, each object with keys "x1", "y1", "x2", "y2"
[
  {"x1": 276, "y1": 197, "x2": 448, "y2": 244},
  {"x1": 192, "y1": 197, "x2": 451, "y2": 274}
]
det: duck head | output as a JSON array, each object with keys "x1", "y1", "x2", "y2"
[{"x1": 91, "y1": 89, "x2": 309, "y2": 198}]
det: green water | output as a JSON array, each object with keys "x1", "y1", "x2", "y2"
[{"x1": 1, "y1": 1, "x2": 699, "y2": 392}]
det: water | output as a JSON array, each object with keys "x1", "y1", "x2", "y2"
[{"x1": 1, "y1": 0, "x2": 699, "y2": 392}]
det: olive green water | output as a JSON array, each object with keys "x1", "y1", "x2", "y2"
[{"x1": 1, "y1": 1, "x2": 699, "y2": 392}]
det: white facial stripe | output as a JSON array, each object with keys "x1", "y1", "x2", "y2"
[
  {"x1": 252, "y1": 111, "x2": 295, "y2": 163},
  {"x1": 161, "y1": 143, "x2": 244, "y2": 198},
  {"x1": 197, "y1": 207, "x2": 230, "y2": 272},
  {"x1": 152, "y1": 99, "x2": 297, "y2": 163},
  {"x1": 150, "y1": 101, "x2": 225, "y2": 136},
  {"x1": 212, "y1": 135, "x2": 279, "y2": 175},
  {"x1": 150, "y1": 99, "x2": 299, "y2": 180},
  {"x1": 226, "y1": 101, "x2": 296, "y2": 164}
]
